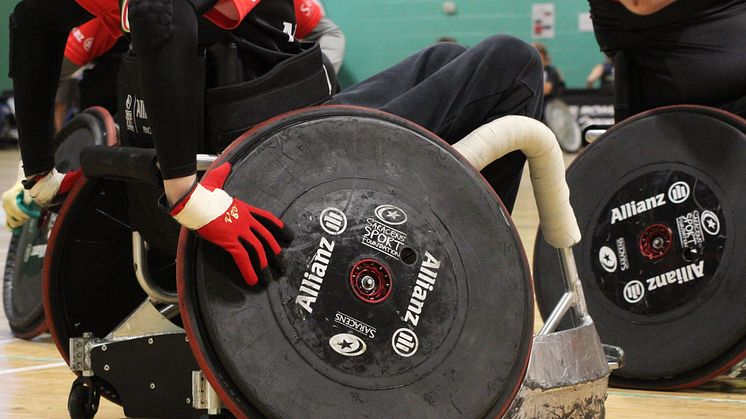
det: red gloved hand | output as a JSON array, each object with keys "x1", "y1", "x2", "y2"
[
  {"x1": 170, "y1": 162, "x2": 293, "y2": 286},
  {"x1": 23, "y1": 167, "x2": 83, "y2": 207}
]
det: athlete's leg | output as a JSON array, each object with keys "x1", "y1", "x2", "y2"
[
  {"x1": 10, "y1": 0, "x2": 92, "y2": 175},
  {"x1": 333, "y1": 35, "x2": 544, "y2": 211},
  {"x1": 129, "y1": 0, "x2": 202, "y2": 179}
]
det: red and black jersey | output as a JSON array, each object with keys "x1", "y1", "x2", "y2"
[
  {"x1": 11, "y1": 0, "x2": 327, "y2": 177},
  {"x1": 66, "y1": 0, "x2": 323, "y2": 74},
  {"x1": 65, "y1": 18, "x2": 119, "y2": 66}
]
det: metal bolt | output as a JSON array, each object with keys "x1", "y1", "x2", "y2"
[
  {"x1": 101, "y1": 345, "x2": 107, "y2": 352},
  {"x1": 148, "y1": 338, "x2": 154, "y2": 344},
  {"x1": 104, "y1": 364, "x2": 110, "y2": 371},
  {"x1": 361, "y1": 276, "x2": 376, "y2": 291},
  {"x1": 186, "y1": 398, "x2": 191, "y2": 404},
  {"x1": 185, "y1": 336, "x2": 189, "y2": 342},
  {"x1": 652, "y1": 237, "x2": 664, "y2": 249},
  {"x1": 149, "y1": 383, "x2": 156, "y2": 390}
]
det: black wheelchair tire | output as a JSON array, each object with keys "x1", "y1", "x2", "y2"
[
  {"x1": 3, "y1": 230, "x2": 47, "y2": 339},
  {"x1": 533, "y1": 105, "x2": 746, "y2": 389},
  {"x1": 178, "y1": 106, "x2": 534, "y2": 418}
]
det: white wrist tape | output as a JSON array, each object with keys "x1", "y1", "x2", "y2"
[
  {"x1": 28, "y1": 168, "x2": 65, "y2": 206},
  {"x1": 172, "y1": 184, "x2": 233, "y2": 230}
]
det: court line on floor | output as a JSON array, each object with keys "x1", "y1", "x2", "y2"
[
  {"x1": 0, "y1": 362, "x2": 67, "y2": 376},
  {"x1": 608, "y1": 391, "x2": 746, "y2": 405},
  {"x1": 0, "y1": 354, "x2": 64, "y2": 362}
]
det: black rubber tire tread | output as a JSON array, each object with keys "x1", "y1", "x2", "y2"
[{"x1": 611, "y1": 336, "x2": 746, "y2": 390}]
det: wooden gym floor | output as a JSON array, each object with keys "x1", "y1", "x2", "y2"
[{"x1": 0, "y1": 145, "x2": 743, "y2": 418}]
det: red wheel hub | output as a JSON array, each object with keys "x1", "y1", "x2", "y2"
[
  {"x1": 349, "y1": 259, "x2": 393, "y2": 304},
  {"x1": 639, "y1": 223, "x2": 673, "y2": 260}
]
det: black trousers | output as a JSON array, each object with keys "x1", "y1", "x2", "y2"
[{"x1": 331, "y1": 35, "x2": 544, "y2": 212}]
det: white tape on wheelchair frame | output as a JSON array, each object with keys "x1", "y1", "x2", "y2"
[{"x1": 453, "y1": 115, "x2": 581, "y2": 249}]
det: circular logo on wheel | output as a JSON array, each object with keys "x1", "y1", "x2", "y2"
[
  {"x1": 319, "y1": 207, "x2": 347, "y2": 235},
  {"x1": 391, "y1": 328, "x2": 419, "y2": 357},
  {"x1": 599, "y1": 246, "x2": 618, "y2": 273},
  {"x1": 591, "y1": 170, "x2": 725, "y2": 315},
  {"x1": 700, "y1": 211, "x2": 720, "y2": 235},
  {"x1": 668, "y1": 181, "x2": 690, "y2": 204},
  {"x1": 623, "y1": 280, "x2": 645, "y2": 304},
  {"x1": 329, "y1": 333, "x2": 367, "y2": 357},
  {"x1": 374, "y1": 204, "x2": 408, "y2": 226}
]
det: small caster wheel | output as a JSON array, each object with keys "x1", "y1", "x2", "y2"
[{"x1": 68, "y1": 376, "x2": 101, "y2": 419}]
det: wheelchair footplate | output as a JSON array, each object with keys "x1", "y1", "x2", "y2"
[{"x1": 69, "y1": 301, "x2": 201, "y2": 418}]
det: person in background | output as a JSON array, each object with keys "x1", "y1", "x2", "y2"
[
  {"x1": 298, "y1": 0, "x2": 345, "y2": 75},
  {"x1": 586, "y1": 55, "x2": 614, "y2": 90},
  {"x1": 437, "y1": 36, "x2": 458, "y2": 43},
  {"x1": 532, "y1": 42, "x2": 565, "y2": 99}
]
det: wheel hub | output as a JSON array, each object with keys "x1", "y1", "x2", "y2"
[
  {"x1": 349, "y1": 259, "x2": 393, "y2": 304},
  {"x1": 639, "y1": 223, "x2": 673, "y2": 260}
]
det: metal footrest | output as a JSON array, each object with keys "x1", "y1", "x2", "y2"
[{"x1": 506, "y1": 321, "x2": 617, "y2": 418}]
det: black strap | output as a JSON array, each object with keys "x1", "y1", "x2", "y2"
[{"x1": 203, "y1": 42, "x2": 332, "y2": 152}]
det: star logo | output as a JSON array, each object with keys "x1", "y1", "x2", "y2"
[
  {"x1": 599, "y1": 246, "x2": 618, "y2": 273},
  {"x1": 329, "y1": 333, "x2": 366, "y2": 357},
  {"x1": 700, "y1": 211, "x2": 720, "y2": 235},
  {"x1": 374, "y1": 204, "x2": 408, "y2": 226},
  {"x1": 384, "y1": 210, "x2": 401, "y2": 221}
]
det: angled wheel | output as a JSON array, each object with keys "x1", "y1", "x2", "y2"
[
  {"x1": 178, "y1": 106, "x2": 534, "y2": 418},
  {"x1": 544, "y1": 98, "x2": 582, "y2": 153},
  {"x1": 68, "y1": 376, "x2": 102, "y2": 419},
  {"x1": 3, "y1": 214, "x2": 53, "y2": 339},
  {"x1": 533, "y1": 105, "x2": 746, "y2": 389},
  {"x1": 3, "y1": 107, "x2": 117, "y2": 339}
]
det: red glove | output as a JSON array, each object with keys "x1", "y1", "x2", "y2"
[
  {"x1": 23, "y1": 167, "x2": 83, "y2": 207},
  {"x1": 170, "y1": 163, "x2": 293, "y2": 286}
]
